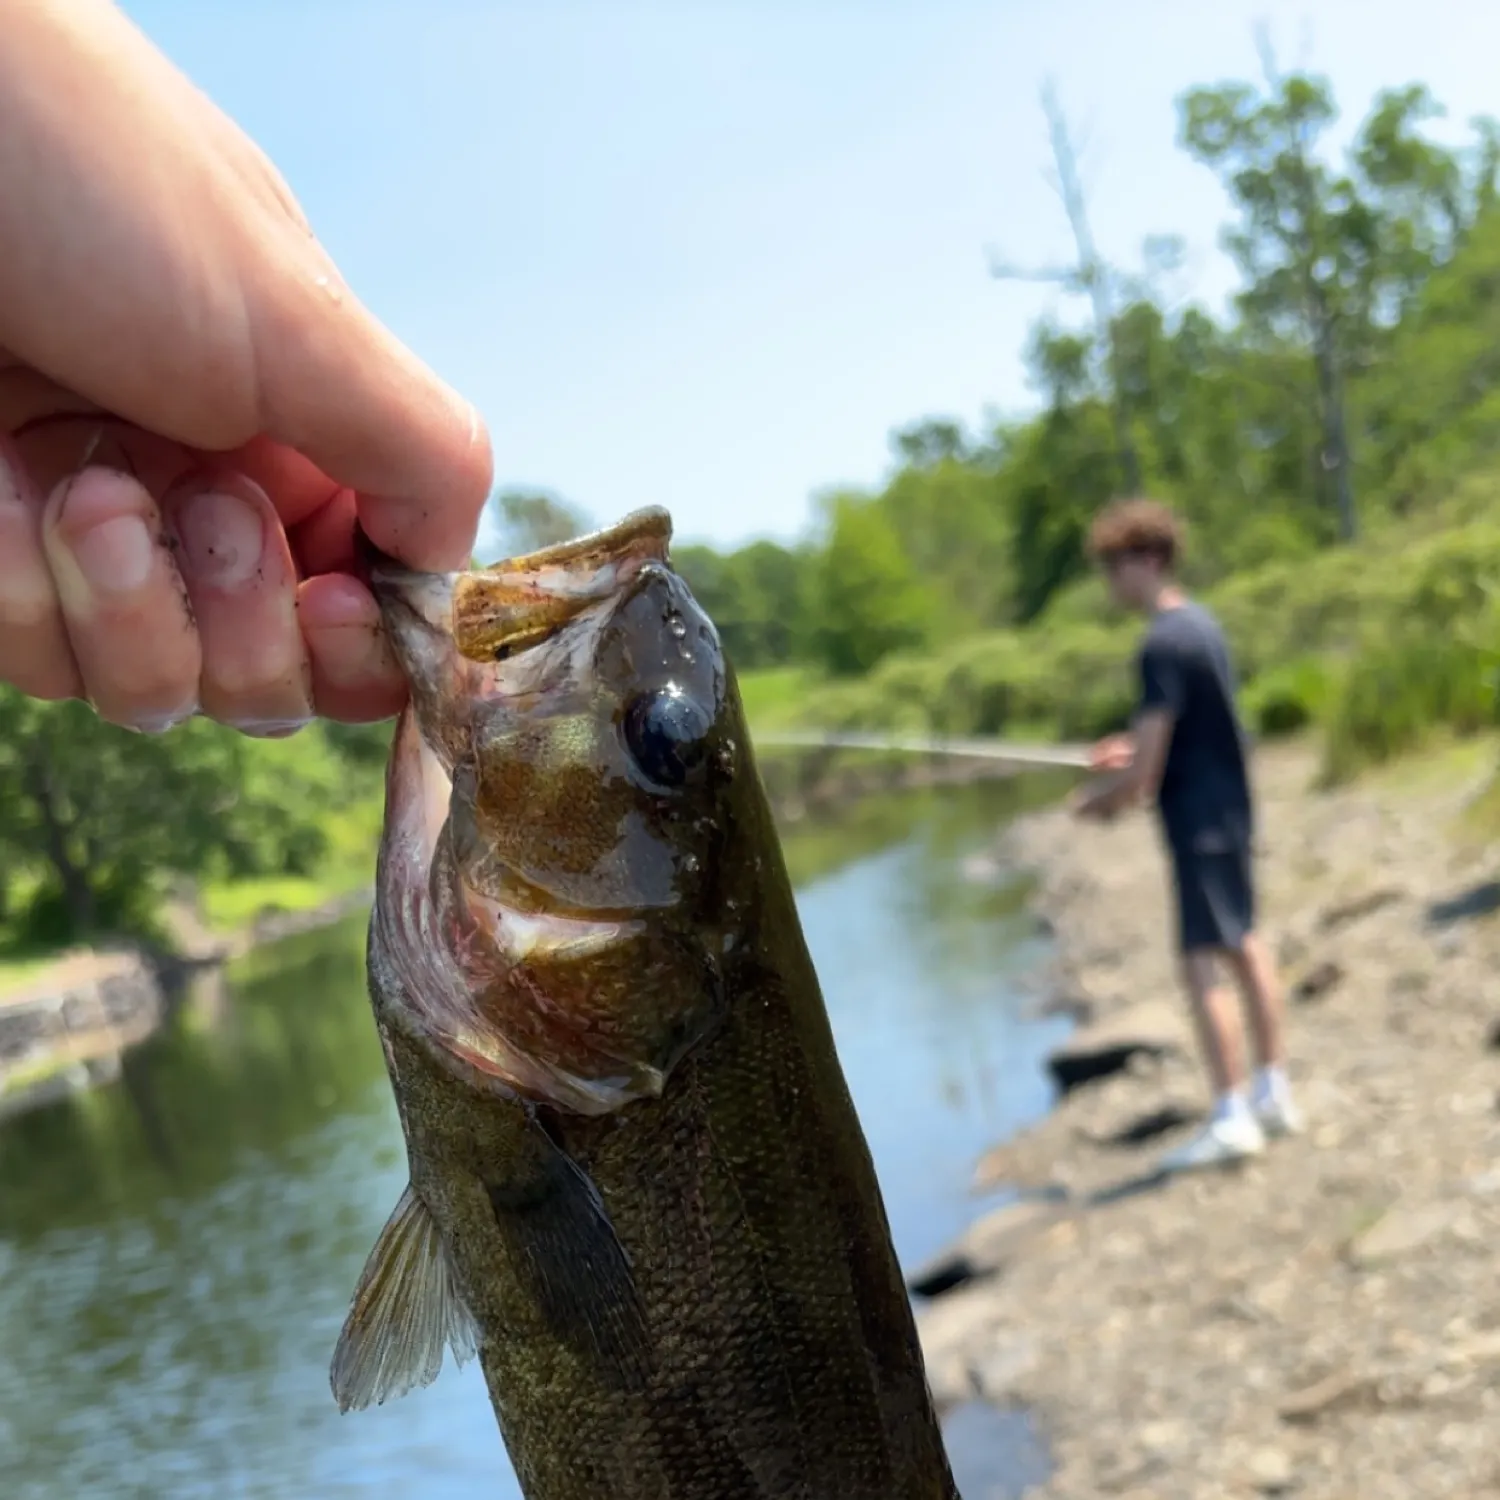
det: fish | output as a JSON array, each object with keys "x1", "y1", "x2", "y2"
[{"x1": 331, "y1": 506, "x2": 960, "y2": 1500}]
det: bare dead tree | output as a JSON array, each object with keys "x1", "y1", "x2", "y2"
[{"x1": 988, "y1": 79, "x2": 1145, "y2": 495}]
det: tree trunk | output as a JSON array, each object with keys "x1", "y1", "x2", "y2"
[
  {"x1": 24, "y1": 758, "x2": 96, "y2": 938},
  {"x1": 1309, "y1": 292, "x2": 1358, "y2": 542},
  {"x1": 1102, "y1": 327, "x2": 1143, "y2": 495}
]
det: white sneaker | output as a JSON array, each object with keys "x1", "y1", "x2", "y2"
[
  {"x1": 1157, "y1": 1112, "x2": 1265, "y2": 1175},
  {"x1": 1253, "y1": 1093, "x2": 1305, "y2": 1140}
]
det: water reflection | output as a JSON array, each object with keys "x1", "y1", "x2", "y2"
[{"x1": 0, "y1": 776, "x2": 1066, "y2": 1499}]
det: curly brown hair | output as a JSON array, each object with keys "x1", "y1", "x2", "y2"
[{"x1": 1086, "y1": 496, "x2": 1184, "y2": 570}]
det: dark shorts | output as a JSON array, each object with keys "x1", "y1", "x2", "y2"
[{"x1": 1168, "y1": 840, "x2": 1256, "y2": 954}]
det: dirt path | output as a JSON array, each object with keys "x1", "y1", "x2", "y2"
[{"x1": 917, "y1": 741, "x2": 1500, "y2": 1499}]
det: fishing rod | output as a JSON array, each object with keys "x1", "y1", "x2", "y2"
[{"x1": 752, "y1": 729, "x2": 1095, "y2": 771}]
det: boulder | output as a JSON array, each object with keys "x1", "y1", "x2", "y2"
[
  {"x1": 1290, "y1": 957, "x2": 1345, "y2": 1004},
  {"x1": 907, "y1": 1196, "x2": 1069, "y2": 1299},
  {"x1": 1044, "y1": 999, "x2": 1191, "y2": 1094}
]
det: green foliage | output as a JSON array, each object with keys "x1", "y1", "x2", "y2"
[
  {"x1": 0, "y1": 691, "x2": 375, "y2": 947},
  {"x1": 878, "y1": 430, "x2": 1012, "y2": 633},
  {"x1": 487, "y1": 489, "x2": 590, "y2": 559},
  {"x1": 1323, "y1": 627, "x2": 1499, "y2": 782},
  {"x1": 1241, "y1": 658, "x2": 1335, "y2": 738},
  {"x1": 808, "y1": 493, "x2": 938, "y2": 676},
  {"x1": 673, "y1": 539, "x2": 813, "y2": 672}
]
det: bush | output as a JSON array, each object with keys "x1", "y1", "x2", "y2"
[
  {"x1": 1240, "y1": 657, "x2": 1335, "y2": 738},
  {"x1": 1322, "y1": 628, "x2": 1500, "y2": 782}
]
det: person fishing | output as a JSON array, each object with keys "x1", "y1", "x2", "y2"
[{"x1": 1070, "y1": 497, "x2": 1302, "y2": 1172}]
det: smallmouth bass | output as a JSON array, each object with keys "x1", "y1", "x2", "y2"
[{"x1": 332, "y1": 507, "x2": 960, "y2": 1499}]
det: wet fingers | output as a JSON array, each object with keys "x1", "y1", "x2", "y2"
[
  {"x1": 0, "y1": 435, "x2": 80, "y2": 699},
  {"x1": 165, "y1": 472, "x2": 313, "y2": 736},
  {"x1": 10, "y1": 421, "x2": 404, "y2": 733},
  {"x1": 41, "y1": 464, "x2": 201, "y2": 730},
  {"x1": 298, "y1": 572, "x2": 406, "y2": 724}
]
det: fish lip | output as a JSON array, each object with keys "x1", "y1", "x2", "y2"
[
  {"x1": 494, "y1": 506, "x2": 673, "y2": 574},
  {"x1": 360, "y1": 505, "x2": 676, "y2": 681},
  {"x1": 354, "y1": 526, "x2": 458, "y2": 642}
]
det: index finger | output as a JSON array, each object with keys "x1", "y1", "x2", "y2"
[{"x1": 250, "y1": 282, "x2": 494, "y2": 571}]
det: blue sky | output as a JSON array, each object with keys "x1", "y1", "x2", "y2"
[{"x1": 126, "y1": 0, "x2": 1500, "y2": 551}]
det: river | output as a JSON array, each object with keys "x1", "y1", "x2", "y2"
[{"x1": 0, "y1": 773, "x2": 1075, "y2": 1500}]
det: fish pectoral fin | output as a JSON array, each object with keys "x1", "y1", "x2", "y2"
[
  {"x1": 329, "y1": 1181, "x2": 479, "y2": 1414},
  {"x1": 486, "y1": 1124, "x2": 653, "y2": 1390}
]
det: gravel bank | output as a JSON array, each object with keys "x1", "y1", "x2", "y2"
[{"x1": 917, "y1": 741, "x2": 1500, "y2": 1500}]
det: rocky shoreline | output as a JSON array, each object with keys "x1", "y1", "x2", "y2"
[
  {"x1": 0, "y1": 886, "x2": 373, "y2": 1118},
  {"x1": 915, "y1": 740, "x2": 1500, "y2": 1499}
]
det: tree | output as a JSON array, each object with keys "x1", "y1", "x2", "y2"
[
  {"x1": 1180, "y1": 47, "x2": 1498, "y2": 544},
  {"x1": 878, "y1": 431, "x2": 1013, "y2": 633},
  {"x1": 0, "y1": 692, "x2": 342, "y2": 944},
  {"x1": 488, "y1": 489, "x2": 590, "y2": 558},
  {"x1": 1001, "y1": 323, "x2": 1120, "y2": 620},
  {"x1": 890, "y1": 419, "x2": 969, "y2": 468},
  {"x1": 989, "y1": 79, "x2": 1186, "y2": 498},
  {"x1": 809, "y1": 493, "x2": 937, "y2": 676},
  {"x1": 1178, "y1": 48, "x2": 1374, "y2": 541},
  {"x1": 673, "y1": 539, "x2": 813, "y2": 670},
  {"x1": 1106, "y1": 298, "x2": 1325, "y2": 571},
  {"x1": 1355, "y1": 206, "x2": 1500, "y2": 510}
]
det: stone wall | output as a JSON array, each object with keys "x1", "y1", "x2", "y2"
[{"x1": 0, "y1": 951, "x2": 165, "y2": 1118}]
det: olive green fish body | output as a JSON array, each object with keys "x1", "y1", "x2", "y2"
[{"x1": 332, "y1": 511, "x2": 958, "y2": 1499}]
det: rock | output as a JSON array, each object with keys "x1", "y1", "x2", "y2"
[
  {"x1": 1082, "y1": 1102, "x2": 1200, "y2": 1149},
  {"x1": 907, "y1": 1197, "x2": 1069, "y2": 1298},
  {"x1": 1319, "y1": 885, "x2": 1405, "y2": 931},
  {"x1": 1044, "y1": 999, "x2": 1191, "y2": 1095},
  {"x1": 1137, "y1": 1419, "x2": 1190, "y2": 1456},
  {"x1": 957, "y1": 742, "x2": 1500, "y2": 1498},
  {"x1": 968, "y1": 1334, "x2": 1039, "y2": 1404},
  {"x1": 1441, "y1": 1330, "x2": 1500, "y2": 1369},
  {"x1": 914, "y1": 1281, "x2": 1019, "y2": 1412},
  {"x1": 1426, "y1": 878, "x2": 1500, "y2": 928},
  {"x1": 1278, "y1": 1368, "x2": 1378, "y2": 1424},
  {"x1": 1037, "y1": 992, "x2": 1093, "y2": 1026},
  {"x1": 1290, "y1": 958, "x2": 1344, "y2": 1004},
  {"x1": 1345, "y1": 1201, "x2": 1457, "y2": 1267},
  {"x1": 1247, "y1": 1446, "x2": 1296, "y2": 1494}
]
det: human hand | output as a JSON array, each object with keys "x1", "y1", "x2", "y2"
[
  {"x1": 1089, "y1": 733, "x2": 1134, "y2": 774},
  {"x1": 0, "y1": 0, "x2": 492, "y2": 735}
]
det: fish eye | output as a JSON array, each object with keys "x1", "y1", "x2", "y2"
[{"x1": 622, "y1": 687, "x2": 712, "y2": 790}]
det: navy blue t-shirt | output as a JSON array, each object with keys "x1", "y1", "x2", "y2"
[{"x1": 1136, "y1": 601, "x2": 1252, "y2": 852}]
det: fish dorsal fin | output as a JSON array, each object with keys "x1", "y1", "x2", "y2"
[{"x1": 330, "y1": 1181, "x2": 479, "y2": 1413}]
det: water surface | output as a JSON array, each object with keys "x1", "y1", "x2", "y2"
[{"x1": 0, "y1": 775, "x2": 1070, "y2": 1499}]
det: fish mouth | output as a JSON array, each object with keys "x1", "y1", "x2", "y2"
[
  {"x1": 366, "y1": 507, "x2": 728, "y2": 1113},
  {"x1": 363, "y1": 506, "x2": 675, "y2": 698}
]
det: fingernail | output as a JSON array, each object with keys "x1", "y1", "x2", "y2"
[
  {"x1": 174, "y1": 485, "x2": 267, "y2": 589},
  {"x1": 228, "y1": 716, "x2": 312, "y2": 740},
  {"x1": 119, "y1": 700, "x2": 199, "y2": 735},
  {"x1": 72, "y1": 514, "x2": 155, "y2": 595}
]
